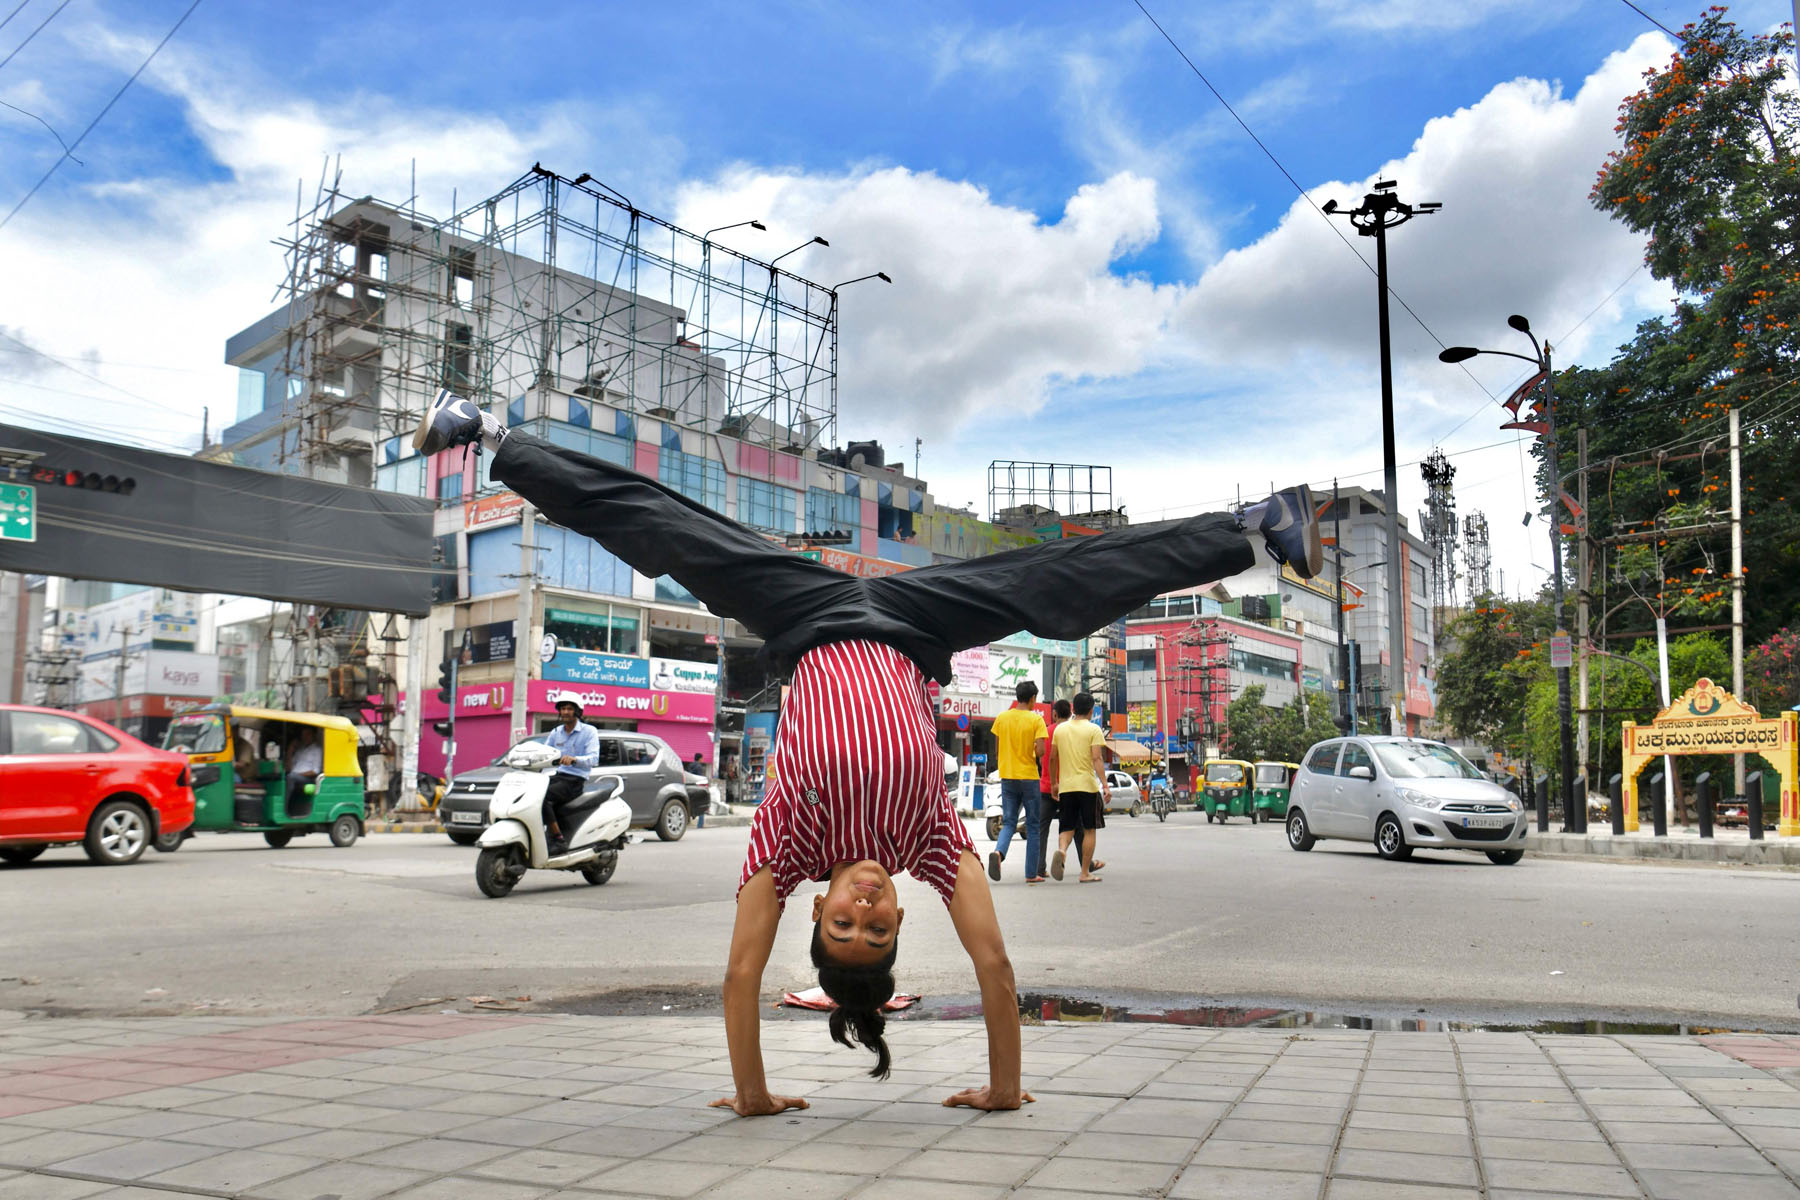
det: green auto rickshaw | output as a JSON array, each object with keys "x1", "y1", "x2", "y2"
[
  {"x1": 160, "y1": 705, "x2": 365, "y2": 850},
  {"x1": 1251, "y1": 760, "x2": 1300, "y2": 823},
  {"x1": 1200, "y1": 758, "x2": 1256, "y2": 822}
]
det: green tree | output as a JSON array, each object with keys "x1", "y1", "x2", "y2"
[
  {"x1": 1222, "y1": 685, "x2": 1273, "y2": 761},
  {"x1": 1746, "y1": 627, "x2": 1800, "y2": 713},
  {"x1": 1434, "y1": 597, "x2": 1552, "y2": 752},
  {"x1": 1569, "y1": 10, "x2": 1800, "y2": 646},
  {"x1": 1302, "y1": 692, "x2": 1340, "y2": 754}
]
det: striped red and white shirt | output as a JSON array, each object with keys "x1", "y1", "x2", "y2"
[{"x1": 739, "y1": 639, "x2": 975, "y2": 910}]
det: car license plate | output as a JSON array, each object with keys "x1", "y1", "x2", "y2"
[
  {"x1": 450, "y1": 811, "x2": 481, "y2": 825},
  {"x1": 1462, "y1": 814, "x2": 1508, "y2": 829}
]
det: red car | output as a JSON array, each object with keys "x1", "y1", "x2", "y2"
[{"x1": 0, "y1": 705, "x2": 195, "y2": 866}]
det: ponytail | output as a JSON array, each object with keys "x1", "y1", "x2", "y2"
[{"x1": 810, "y1": 921, "x2": 897, "y2": 1079}]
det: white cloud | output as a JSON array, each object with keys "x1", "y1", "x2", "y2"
[{"x1": 674, "y1": 164, "x2": 1184, "y2": 442}]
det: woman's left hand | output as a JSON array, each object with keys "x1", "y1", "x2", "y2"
[{"x1": 943, "y1": 1086, "x2": 1035, "y2": 1111}]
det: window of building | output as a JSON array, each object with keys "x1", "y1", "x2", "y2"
[
  {"x1": 737, "y1": 478, "x2": 797, "y2": 534},
  {"x1": 442, "y1": 322, "x2": 473, "y2": 391},
  {"x1": 544, "y1": 604, "x2": 640, "y2": 656},
  {"x1": 1229, "y1": 647, "x2": 1295, "y2": 680},
  {"x1": 807, "y1": 487, "x2": 860, "y2": 543},
  {"x1": 235, "y1": 369, "x2": 266, "y2": 422},
  {"x1": 436, "y1": 473, "x2": 464, "y2": 504},
  {"x1": 1126, "y1": 647, "x2": 1157, "y2": 671},
  {"x1": 450, "y1": 249, "x2": 476, "y2": 308},
  {"x1": 659, "y1": 446, "x2": 724, "y2": 512}
]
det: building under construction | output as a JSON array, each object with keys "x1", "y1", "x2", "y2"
[{"x1": 214, "y1": 164, "x2": 841, "y2": 486}]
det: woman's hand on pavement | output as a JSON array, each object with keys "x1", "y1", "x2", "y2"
[
  {"x1": 708, "y1": 1092, "x2": 809, "y2": 1117},
  {"x1": 943, "y1": 1086, "x2": 1035, "y2": 1111}
]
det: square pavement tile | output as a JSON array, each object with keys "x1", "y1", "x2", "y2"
[
  {"x1": 698, "y1": 1166, "x2": 871, "y2": 1198},
  {"x1": 1477, "y1": 1134, "x2": 1622, "y2": 1164},
  {"x1": 442, "y1": 1116, "x2": 591, "y2": 1147},
  {"x1": 1633, "y1": 1169, "x2": 1800, "y2": 1200},
  {"x1": 1168, "y1": 1166, "x2": 1318, "y2": 1200},
  {"x1": 48, "y1": 1138, "x2": 222, "y2": 1181},
  {"x1": 0, "y1": 1175, "x2": 116, "y2": 1199},
  {"x1": 355, "y1": 1135, "x2": 513, "y2": 1172},
  {"x1": 888, "y1": 1147, "x2": 1042, "y2": 1186},
  {"x1": 1086, "y1": 1098, "x2": 1227, "y2": 1137},
  {"x1": 1332, "y1": 1148, "x2": 1479, "y2": 1188},
  {"x1": 843, "y1": 1180, "x2": 1006, "y2": 1200},
  {"x1": 142, "y1": 1148, "x2": 323, "y2": 1192},
  {"x1": 1481, "y1": 1157, "x2": 1640, "y2": 1196},
  {"x1": 165, "y1": 1118, "x2": 318, "y2": 1149},
  {"x1": 0, "y1": 1130, "x2": 133, "y2": 1168},
  {"x1": 1190, "y1": 1137, "x2": 1331, "y2": 1173},
  {"x1": 1022, "y1": 1154, "x2": 1180, "y2": 1194},
  {"x1": 1056, "y1": 1131, "x2": 1199, "y2": 1163},
  {"x1": 1325, "y1": 1181, "x2": 1480, "y2": 1200},
  {"x1": 765, "y1": 1141, "x2": 921, "y2": 1174},
  {"x1": 383, "y1": 1177, "x2": 556, "y2": 1200},
  {"x1": 1616, "y1": 1141, "x2": 1781, "y2": 1173},
  {"x1": 1337, "y1": 1127, "x2": 1470, "y2": 1158},
  {"x1": 465, "y1": 1146, "x2": 630, "y2": 1186},
  {"x1": 579, "y1": 1157, "x2": 741, "y2": 1196}
]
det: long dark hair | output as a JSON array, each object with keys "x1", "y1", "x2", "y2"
[{"x1": 810, "y1": 921, "x2": 897, "y2": 1079}]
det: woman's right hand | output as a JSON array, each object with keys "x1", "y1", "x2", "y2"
[{"x1": 708, "y1": 1092, "x2": 809, "y2": 1117}]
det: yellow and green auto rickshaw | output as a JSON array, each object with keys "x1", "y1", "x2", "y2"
[
  {"x1": 1199, "y1": 758, "x2": 1256, "y2": 823},
  {"x1": 1251, "y1": 760, "x2": 1301, "y2": 823},
  {"x1": 159, "y1": 705, "x2": 365, "y2": 850}
]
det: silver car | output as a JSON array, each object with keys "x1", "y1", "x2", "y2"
[{"x1": 1285, "y1": 736, "x2": 1527, "y2": 865}]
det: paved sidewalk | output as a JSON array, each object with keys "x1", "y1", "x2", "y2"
[
  {"x1": 1525, "y1": 825, "x2": 1800, "y2": 867},
  {"x1": 2, "y1": 1012, "x2": 1799, "y2": 1199}
]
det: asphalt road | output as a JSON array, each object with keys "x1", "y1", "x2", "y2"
[{"x1": 4, "y1": 812, "x2": 1796, "y2": 1027}]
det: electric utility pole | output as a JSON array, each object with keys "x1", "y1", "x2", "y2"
[{"x1": 1324, "y1": 181, "x2": 1440, "y2": 735}]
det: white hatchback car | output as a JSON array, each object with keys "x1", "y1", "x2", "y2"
[{"x1": 1285, "y1": 736, "x2": 1527, "y2": 865}]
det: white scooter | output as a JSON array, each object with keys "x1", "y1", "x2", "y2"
[{"x1": 474, "y1": 743, "x2": 632, "y2": 898}]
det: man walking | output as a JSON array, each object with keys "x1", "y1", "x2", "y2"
[
  {"x1": 541, "y1": 699, "x2": 598, "y2": 853},
  {"x1": 1037, "y1": 698, "x2": 1069, "y2": 872},
  {"x1": 1048, "y1": 692, "x2": 1108, "y2": 883},
  {"x1": 988, "y1": 681, "x2": 1048, "y2": 883}
]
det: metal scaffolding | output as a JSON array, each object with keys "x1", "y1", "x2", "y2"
[
  {"x1": 1419, "y1": 448, "x2": 1459, "y2": 613},
  {"x1": 269, "y1": 162, "x2": 841, "y2": 482}
]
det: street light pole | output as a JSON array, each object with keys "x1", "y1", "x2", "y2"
[
  {"x1": 1439, "y1": 317, "x2": 1580, "y2": 832},
  {"x1": 1324, "y1": 182, "x2": 1440, "y2": 735}
]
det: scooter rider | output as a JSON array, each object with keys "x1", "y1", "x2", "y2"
[{"x1": 541, "y1": 700, "x2": 598, "y2": 853}]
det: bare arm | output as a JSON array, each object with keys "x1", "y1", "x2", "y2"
[
  {"x1": 1033, "y1": 735, "x2": 1047, "y2": 772},
  {"x1": 1047, "y1": 740, "x2": 1061, "y2": 797},
  {"x1": 942, "y1": 850, "x2": 1033, "y2": 1111},
  {"x1": 1089, "y1": 743, "x2": 1107, "y2": 794},
  {"x1": 709, "y1": 868, "x2": 808, "y2": 1116}
]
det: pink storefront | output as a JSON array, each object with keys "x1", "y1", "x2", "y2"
[{"x1": 418, "y1": 679, "x2": 715, "y2": 777}]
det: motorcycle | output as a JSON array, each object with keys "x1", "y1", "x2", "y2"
[{"x1": 474, "y1": 743, "x2": 632, "y2": 898}]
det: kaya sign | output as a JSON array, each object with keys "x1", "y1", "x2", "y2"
[{"x1": 1620, "y1": 678, "x2": 1798, "y2": 837}]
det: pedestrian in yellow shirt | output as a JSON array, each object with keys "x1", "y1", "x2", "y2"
[
  {"x1": 987, "y1": 682, "x2": 1049, "y2": 883},
  {"x1": 1048, "y1": 692, "x2": 1109, "y2": 882}
]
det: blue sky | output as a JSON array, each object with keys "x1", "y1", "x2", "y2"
[{"x1": 0, "y1": 0, "x2": 1793, "y2": 592}]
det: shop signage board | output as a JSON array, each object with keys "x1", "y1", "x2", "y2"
[
  {"x1": 464, "y1": 491, "x2": 525, "y2": 530},
  {"x1": 543, "y1": 649, "x2": 651, "y2": 688},
  {"x1": 817, "y1": 547, "x2": 910, "y2": 578},
  {"x1": 535, "y1": 680, "x2": 714, "y2": 725},
  {"x1": 650, "y1": 657, "x2": 720, "y2": 693},
  {"x1": 994, "y1": 631, "x2": 1082, "y2": 658},
  {"x1": 950, "y1": 647, "x2": 990, "y2": 693}
]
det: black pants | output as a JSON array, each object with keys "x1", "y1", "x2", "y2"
[
  {"x1": 543, "y1": 772, "x2": 583, "y2": 839},
  {"x1": 490, "y1": 430, "x2": 1256, "y2": 683}
]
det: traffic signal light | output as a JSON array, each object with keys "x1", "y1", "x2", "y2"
[
  {"x1": 435, "y1": 657, "x2": 456, "y2": 705},
  {"x1": 432, "y1": 720, "x2": 454, "y2": 738}
]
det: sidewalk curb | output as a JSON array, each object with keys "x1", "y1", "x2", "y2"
[
  {"x1": 364, "y1": 815, "x2": 756, "y2": 834},
  {"x1": 1526, "y1": 831, "x2": 1800, "y2": 867}
]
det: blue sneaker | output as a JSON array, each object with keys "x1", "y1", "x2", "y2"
[
  {"x1": 411, "y1": 389, "x2": 483, "y2": 455},
  {"x1": 1258, "y1": 484, "x2": 1323, "y2": 579}
]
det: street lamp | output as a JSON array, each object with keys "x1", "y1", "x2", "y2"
[
  {"x1": 772, "y1": 235, "x2": 829, "y2": 267},
  {"x1": 1439, "y1": 314, "x2": 1580, "y2": 832},
  {"x1": 1323, "y1": 182, "x2": 1440, "y2": 737},
  {"x1": 704, "y1": 219, "x2": 767, "y2": 239}
]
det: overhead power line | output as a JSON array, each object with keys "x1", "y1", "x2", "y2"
[{"x1": 0, "y1": 0, "x2": 205, "y2": 234}]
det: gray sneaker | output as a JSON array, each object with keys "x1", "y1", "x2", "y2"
[
  {"x1": 1259, "y1": 485, "x2": 1324, "y2": 579},
  {"x1": 411, "y1": 389, "x2": 483, "y2": 455}
]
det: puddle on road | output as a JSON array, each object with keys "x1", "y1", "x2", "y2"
[{"x1": 904, "y1": 992, "x2": 1794, "y2": 1036}]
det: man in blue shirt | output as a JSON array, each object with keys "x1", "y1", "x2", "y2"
[{"x1": 541, "y1": 699, "x2": 598, "y2": 853}]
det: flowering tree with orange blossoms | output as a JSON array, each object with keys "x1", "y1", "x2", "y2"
[{"x1": 1551, "y1": 8, "x2": 1800, "y2": 650}]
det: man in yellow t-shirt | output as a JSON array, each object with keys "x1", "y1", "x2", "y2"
[
  {"x1": 987, "y1": 681, "x2": 1049, "y2": 883},
  {"x1": 1048, "y1": 691, "x2": 1108, "y2": 882}
]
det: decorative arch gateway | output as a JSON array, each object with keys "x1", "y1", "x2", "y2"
[{"x1": 1621, "y1": 678, "x2": 1799, "y2": 836}]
